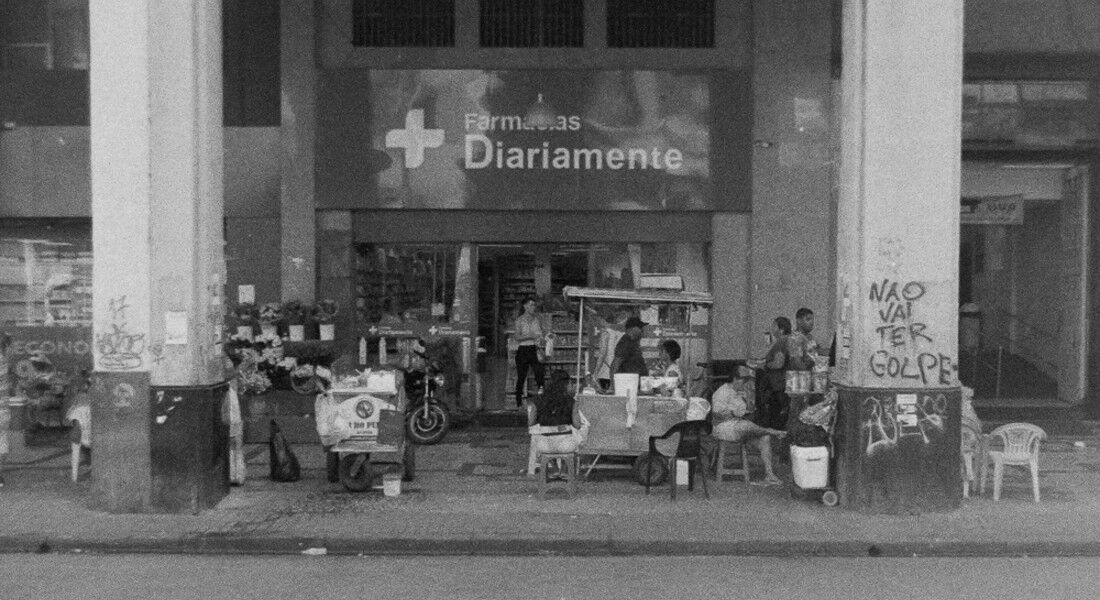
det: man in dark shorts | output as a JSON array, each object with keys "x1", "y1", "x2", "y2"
[{"x1": 610, "y1": 316, "x2": 649, "y2": 377}]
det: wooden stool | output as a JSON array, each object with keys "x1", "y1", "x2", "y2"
[
  {"x1": 538, "y1": 453, "x2": 578, "y2": 499},
  {"x1": 714, "y1": 440, "x2": 751, "y2": 485}
]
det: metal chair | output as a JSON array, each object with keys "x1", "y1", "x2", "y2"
[
  {"x1": 980, "y1": 422, "x2": 1047, "y2": 502},
  {"x1": 646, "y1": 420, "x2": 712, "y2": 500}
]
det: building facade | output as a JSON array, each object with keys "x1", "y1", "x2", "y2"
[{"x1": 1, "y1": 0, "x2": 1097, "y2": 509}]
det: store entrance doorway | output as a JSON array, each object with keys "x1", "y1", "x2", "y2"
[
  {"x1": 959, "y1": 162, "x2": 1091, "y2": 406},
  {"x1": 475, "y1": 242, "x2": 711, "y2": 410},
  {"x1": 476, "y1": 243, "x2": 593, "y2": 411}
]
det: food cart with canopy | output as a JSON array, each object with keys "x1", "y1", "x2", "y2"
[{"x1": 561, "y1": 286, "x2": 713, "y2": 484}]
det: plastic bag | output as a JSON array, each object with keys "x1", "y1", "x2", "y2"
[
  {"x1": 268, "y1": 420, "x2": 301, "y2": 482},
  {"x1": 314, "y1": 392, "x2": 351, "y2": 447}
]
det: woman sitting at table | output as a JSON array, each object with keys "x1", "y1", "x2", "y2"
[
  {"x1": 525, "y1": 370, "x2": 590, "y2": 476},
  {"x1": 658, "y1": 339, "x2": 684, "y2": 392},
  {"x1": 711, "y1": 366, "x2": 786, "y2": 485}
]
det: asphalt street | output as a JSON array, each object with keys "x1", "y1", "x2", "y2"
[{"x1": 2, "y1": 555, "x2": 1098, "y2": 600}]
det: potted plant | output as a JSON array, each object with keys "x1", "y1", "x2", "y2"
[
  {"x1": 233, "y1": 302, "x2": 256, "y2": 340},
  {"x1": 257, "y1": 302, "x2": 282, "y2": 337},
  {"x1": 314, "y1": 299, "x2": 339, "y2": 341},
  {"x1": 283, "y1": 300, "x2": 306, "y2": 341}
]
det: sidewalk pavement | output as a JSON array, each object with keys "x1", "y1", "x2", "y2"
[{"x1": 3, "y1": 425, "x2": 1100, "y2": 557}]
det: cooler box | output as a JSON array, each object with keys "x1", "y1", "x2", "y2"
[{"x1": 790, "y1": 445, "x2": 829, "y2": 489}]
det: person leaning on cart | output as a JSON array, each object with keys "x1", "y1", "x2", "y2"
[{"x1": 609, "y1": 316, "x2": 649, "y2": 381}]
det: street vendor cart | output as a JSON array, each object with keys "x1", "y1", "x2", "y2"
[
  {"x1": 315, "y1": 369, "x2": 416, "y2": 492},
  {"x1": 561, "y1": 286, "x2": 713, "y2": 484}
]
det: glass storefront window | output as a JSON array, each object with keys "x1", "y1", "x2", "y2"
[
  {"x1": 0, "y1": 219, "x2": 92, "y2": 326},
  {"x1": 354, "y1": 243, "x2": 469, "y2": 324}
]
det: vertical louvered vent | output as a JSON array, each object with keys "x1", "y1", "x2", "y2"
[
  {"x1": 352, "y1": 0, "x2": 455, "y2": 47},
  {"x1": 480, "y1": 0, "x2": 584, "y2": 48},
  {"x1": 607, "y1": 0, "x2": 715, "y2": 48}
]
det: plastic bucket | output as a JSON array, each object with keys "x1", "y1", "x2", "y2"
[
  {"x1": 382, "y1": 473, "x2": 401, "y2": 497},
  {"x1": 790, "y1": 445, "x2": 829, "y2": 489}
]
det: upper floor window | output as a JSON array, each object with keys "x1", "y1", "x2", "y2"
[
  {"x1": 480, "y1": 0, "x2": 584, "y2": 48},
  {"x1": 352, "y1": 0, "x2": 455, "y2": 47},
  {"x1": 607, "y1": 0, "x2": 714, "y2": 48},
  {"x1": 0, "y1": 0, "x2": 89, "y2": 70}
]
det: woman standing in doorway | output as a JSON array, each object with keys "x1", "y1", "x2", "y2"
[{"x1": 514, "y1": 297, "x2": 546, "y2": 407}]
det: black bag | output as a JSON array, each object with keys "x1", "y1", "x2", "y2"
[{"x1": 268, "y1": 420, "x2": 301, "y2": 482}]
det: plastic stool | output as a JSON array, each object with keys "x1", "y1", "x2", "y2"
[
  {"x1": 538, "y1": 453, "x2": 577, "y2": 499},
  {"x1": 714, "y1": 440, "x2": 751, "y2": 485}
]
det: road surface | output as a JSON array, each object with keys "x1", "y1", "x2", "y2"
[{"x1": 2, "y1": 554, "x2": 1097, "y2": 599}]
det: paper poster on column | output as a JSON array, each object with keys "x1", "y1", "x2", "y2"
[
  {"x1": 165, "y1": 312, "x2": 188, "y2": 345},
  {"x1": 237, "y1": 285, "x2": 255, "y2": 305}
]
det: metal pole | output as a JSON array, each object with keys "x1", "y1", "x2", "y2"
[
  {"x1": 995, "y1": 345, "x2": 1003, "y2": 401},
  {"x1": 685, "y1": 302, "x2": 693, "y2": 392},
  {"x1": 575, "y1": 298, "x2": 585, "y2": 392}
]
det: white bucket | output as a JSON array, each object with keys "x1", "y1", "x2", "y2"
[
  {"x1": 790, "y1": 445, "x2": 829, "y2": 489},
  {"x1": 382, "y1": 473, "x2": 401, "y2": 497},
  {"x1": 675, "y1": 460, "x2": 690, "y2": 486}
]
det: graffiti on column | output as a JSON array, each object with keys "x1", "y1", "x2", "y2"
[
  {"x1": 866, "y1": 278, "x2": 953, "y2": 386},
  {"x1": 862, "y1": 393, "x2": 947, "y2": 455},
  {"x1": 95, "y1": 295, "x2": 147, "y2": 370}
]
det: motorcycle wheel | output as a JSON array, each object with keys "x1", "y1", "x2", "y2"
[
  {"x1": 401, "y1": 443, "x2": 416, "y2": 482},
  {"x1": 405, "y1": 403, "x2": 450, "y2": 445},
  {"x1": 632, "y1": 453, "x2": 669, "y2": 487},
  {"x1": 338, "y1": 453, "x2": 374, "y2": 492}
]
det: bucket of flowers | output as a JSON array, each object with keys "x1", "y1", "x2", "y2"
[
  {"x1": 313, "y1": 299, "x2": 339, "y2": 341},
  {"x1": 232, "y1": 302, "x2": 256, "y2": 340},
  {"x1": 225, "y1": 328, "x2": 287, "y2": 395},
  {"x1": 283, "y1": 300, "x2": 307, "y2": 341},
  {"x1": 257, "y1": 302, "x2": 283, "y2": 338}
]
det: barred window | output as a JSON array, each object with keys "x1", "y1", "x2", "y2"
[
  {"x1": 480, "y1": 0, "x2": 584, "y2": 48},
  {"x1": 352, "y1": 0, "x2": 455, "y2": 47},
  {"x1": 607, "y1": 0, "x2": 715, "y2": 48}
]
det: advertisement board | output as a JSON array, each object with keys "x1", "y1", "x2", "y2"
[{"x1": 318, "y1": 69, "x2": 733, "y2": 211}]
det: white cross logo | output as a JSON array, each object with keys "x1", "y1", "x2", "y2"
[
  {"x1": 428, "y1": 326, "x2": 439, "y2": 336},
  {"x1": 385, "y1": 109, "x2": 444, "y2": 169}
]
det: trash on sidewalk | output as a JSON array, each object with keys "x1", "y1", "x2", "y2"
[{"x1": 301, "y1": 547, "x2": 328, "y2": 556}]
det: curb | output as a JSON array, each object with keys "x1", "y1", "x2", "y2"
[{"x1": 5, "y1": 536, "x2": 1100, "y2": 558}]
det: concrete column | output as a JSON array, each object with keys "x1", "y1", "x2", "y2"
[
  {"x1": 750, "y1": 0, "x2": 835, "y2": 357},
  {"x1": 90, "y1": 0, "x2": 226, "y2": 513},
  {"x1": 280, "y1": 0, "x2": 317, "y2": 303},
  {"x1": 832, "y1": 0, "x2": 963, "y2": 513},
  {"x1": 710, "y1": 213, "x2": 752, "y2": 359}
]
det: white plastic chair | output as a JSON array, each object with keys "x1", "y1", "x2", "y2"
[
  {"x1": 980, "y1": 423, "x2": 1047, "y2": 502},
  {"x1": 960, "y1": 423, "x2": 984, "y2": 498}
]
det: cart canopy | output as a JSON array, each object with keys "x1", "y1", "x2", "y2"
[{"x1": 562, "y1": 286, "x2": 713, "y2": 306}]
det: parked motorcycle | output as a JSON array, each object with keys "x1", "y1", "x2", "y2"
[{"x1": 402, "y1": 340, "x2": 451, "y2": 445}]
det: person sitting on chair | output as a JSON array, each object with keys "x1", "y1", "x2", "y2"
[
  {"x1": 525, "y1": 370, "x2": 589, "y2": 476},
  {"x1": 711, "y1": 366, "x2": 786, "y2": 485}
]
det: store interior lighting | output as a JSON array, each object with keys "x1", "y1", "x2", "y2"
[{"x1": 524, "y1": 93, "x2": 556, "y2": 129}]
